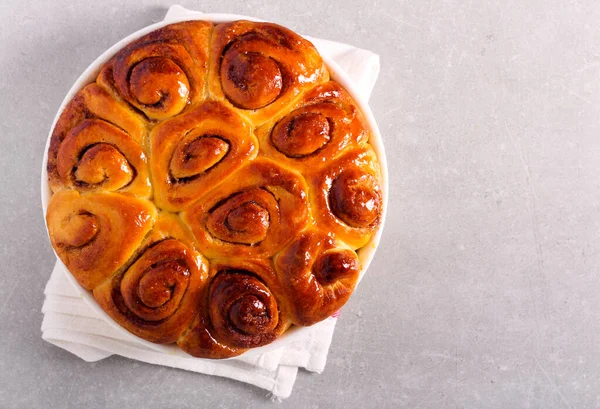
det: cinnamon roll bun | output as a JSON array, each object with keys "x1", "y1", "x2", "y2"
[
  {"x1": 208, "y1": 20, "x2": 328, "y2": 125},
  {"x1": 256, "y1": 81, "x2": 369, "y2": 173},
  {"x1": 274, "y1": 230, "x2": 360, "y2": 325},
  {"x1": 94, "y1": 213, "x2": 207, "y2": 343},
  {"x1": 178, "y1": 259, "x2": 289, "y2": 358},
  {"x1": 181, "y1": 158, "x2": 310, "y2": 259},
  {"x1": 149, "y1": 101, "x2": 257, "y2": 211},
  {"x1": 47, "y1": 84, "x2": 150, "y2": 197},
  {"x1": 46, "y1": 190, "x2": 156, "y2": 290},
  {"x1": 307, "y1": 146, "x2": 383, "y2": 249},
  {"x1": 98, "y1": 21, "x2": 212, "y2": 121}
]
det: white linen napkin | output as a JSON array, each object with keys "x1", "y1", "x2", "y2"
[{"x1": 41, "y1": 5, "x2": 380, "y2": 400}]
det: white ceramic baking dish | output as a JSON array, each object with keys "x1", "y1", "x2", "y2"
[{"x1": 40, "y1": 7, "x2": 388, "y2": 359}]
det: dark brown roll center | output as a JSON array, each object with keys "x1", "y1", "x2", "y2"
[
  {"x1": 206, "y1": 189, "x2": 275, "y2": 245},
  {"x1": 58, "y1": 211, "x2": 98, "y2": 248},
  {"x1": 119, "y1": 240, "x2": 193, "y2": 322},
  {"x1": 137, "y1": 261, "x2": 186, "y2": 308},
  {"x1": 225, "y1": 202, "x2": 269, "y2": 234},
  {"x1": 330, "y1": 169, "x2": 381, "y2": 228},
  {"x1": 209, "y1": 270, "x2": 280, "y2": 346},
  {"x1": 170, "y1": 136, "x2": 230, "y2": 180},
  {"x1": 271, "y1": 112, "x2": 331, "y2": 158},
  {"x1": 129, "y1": 57, "x2": 190, "y2": 119},
  {"x1": 74, "y1": 143, "x2": 133, "y2": 187},
  {"x1": 221, "y1": 51, "x2": 283, "y2": 109},
  {"x1": 228, "y1": 295, "x2": 270, "y2": 335},
  {"x1": 312, "y1": 250, "x2": 359, "y2": 285}
]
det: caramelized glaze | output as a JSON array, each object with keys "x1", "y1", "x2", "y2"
[
  {"x1": 256, "y1": 81, "x2": 369, "y2": 173},
  {"x1": 208, "y1": 21, "x2": 329, "y2": 125},
  {"x1": 307, "y1": 146, "x2": 382, "y2": 249},
  {"x1": 182, "y1": 158, "x2": 310, "y2": 259},
  {"x1": 274, "y1": 230, "x2": 360, "y2": 325},
  {"x1": 93, "y1": 213, "x2": 207, "y2": 343},
  {"x1": 46, "y1": 190, "x2": 156, "y2": 290},
  {"x1": 178, "y1": 259, "x2": 289, "y2": 357},
  {"x1": 150, "y1": 101, "x2": 257, "y2": 211}
]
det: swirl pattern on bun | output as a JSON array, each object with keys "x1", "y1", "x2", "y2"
[
  {"x1": 47, "y1": 84, "x2": 150, "y2": 197},
  {"x1": 178, "y1": 259, "x2": 289, "y2": 358},
  {"x1": 150, "y1": 101, "x2": 258, "y2": 211},
  {"x1": 256, "y1": 81, "x2": 369, "y2": 173},
  {"x1": 46, "y1": 190, "x2": 156, "y2": 290},
  {"x1": 94, "y1": 214, "x2": 207, "y2": 343},
  {"x1": 274, "y1": 230, "x2": 360, "y2": 325},
  {"x1": 307, "y1": 146, "x2": 383, "y2": 249},
  {"x1": 208, "y1": 20, "x2": 328, "y2": 125},
  {"x1": 182, "y1": 158, "x2": 310, "y2": 259},
  {"x1": 98, "y1": 21, "x2": 212, "y2": 121}
]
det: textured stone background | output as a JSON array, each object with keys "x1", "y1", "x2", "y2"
[{"x1": 2, "y1": 0, "x2": 600, "y2": 408}]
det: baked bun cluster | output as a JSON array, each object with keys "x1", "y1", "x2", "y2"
[{"x1": 45, "y1": 20, "x2": 383, "y2": 358}]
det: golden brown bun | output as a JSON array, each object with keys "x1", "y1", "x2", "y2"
[
  {"x1": 256, "y1": 81, "x2": 369, "y2": 173},
  {"x1": 98, "y1": 21, "x2": 212, "y2": 121},
  {"x1": 150, "y1": 101, "x2": 258, "y2": 211},
  {"x1": 93, "y1": 213, "x2": 207, "y2": 343},
  {"x1": 181, "y1": 158, "x2": 310, "y2": 259},
  {"x1": 46, "y1": 191, "x2": 156, "y2": 290},
  {"x1": 178, "y1": 259, "x2": 290, "y2": 358},
  {"x1": 45, "y1": 20, "x2": 383, "y2": 359},
  {"x1": 208, "y1": 20, "x2": 329, "y2": 125},
  {"x1": 274, "y1": 230, "x2": 360, "y2": 326},
  {"x1": 47, "y1": 84, "x2": 150, "y2": 197},
  {"x1": 307, "y1": 146, "x2": 383, "y2": 249}
]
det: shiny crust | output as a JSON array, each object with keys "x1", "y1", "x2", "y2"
[
  {"x1": 208, "y1": 20, "x2": 328, "y2": 125},
  {"x1": 150, "y1": 101, "x2": 257, "y2": 211},
  {"x1": 93, "y1": 213, "x2": 207, "y2": 343},
  {"x1": 178, "y1": 259, "x2": 289, "y2": 358},
  {"x1": 98, "y1": 21, "x2": 212, "y2": 121},
  {"x1": 47, "y1": 84, "x2": 150, "y2": 196},
  {"x1": 307, "y1": 146, "x2": 383, "y2": 249},
  {"x1": 256, "y1": 81, "x2": 369, "y2": 173},
  {"x1": 46, "y1": 20, "x2": 383, "y2": 358},
  {"x1": 46, "y1": 191, "x2": 157, "y2": 290},
  {"x1": 182, "y1": 158, "x2": 310, "y2": 259},
  {"x1": 274, "y1": 230, "x2": 360, "y2": 325}
]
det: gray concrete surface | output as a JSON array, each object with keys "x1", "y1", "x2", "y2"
[{"x1": 2, "y1": 0, "x2": 600, "y2": 407}]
